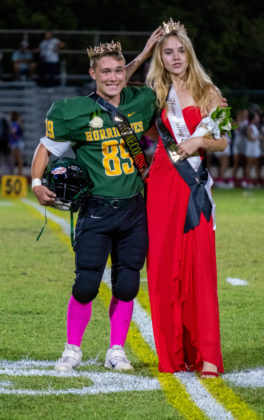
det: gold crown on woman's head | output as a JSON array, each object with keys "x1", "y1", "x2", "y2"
[
  {"x1": 87, "y1": 40, "x2": 122, "y2": 59},
  {"x1": 162, "y1": 18, "x2": 187, "y2": 36}
]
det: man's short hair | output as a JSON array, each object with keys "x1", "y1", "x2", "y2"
[{"x1": 90, "y1": 51, "x2": 125, "y2": 69}]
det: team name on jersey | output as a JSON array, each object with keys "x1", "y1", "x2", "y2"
[{"x1": 85, "y1": 121, "x2": 144, "y2": 142}]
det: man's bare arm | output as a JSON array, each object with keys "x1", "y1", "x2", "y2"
[
  {"x1": 125, "y1": 27, "x2": 163, "y2": 83},
  {"x1": 31, "y1": 143, "x2": 56, "y2": 206}
]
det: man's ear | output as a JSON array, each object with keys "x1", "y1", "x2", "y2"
[{"x1": 89, "y1": 67, "x2": 96, "y2": 80}]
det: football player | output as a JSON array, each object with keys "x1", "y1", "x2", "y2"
[{"x1": 31, "y1": 29, "x2": 162, "y2": 372}]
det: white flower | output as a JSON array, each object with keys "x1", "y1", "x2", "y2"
[
  {"x1": 89, "y1": 116, "x2": 103, "y2": 129},
  {"x1": 191, "y1": 117, "x2": 221, "y2": 139},
  {"x1": 220, "y1": 121, "x2": 232, "y2": 131}
]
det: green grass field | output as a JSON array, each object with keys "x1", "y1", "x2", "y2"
[{"x1": 0, "y1": 188, "x2": 263, "y2": 420}]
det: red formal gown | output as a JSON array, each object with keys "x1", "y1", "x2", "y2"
[{"x1": 146, "y1": 106, "x2": 224, "y2": 373}]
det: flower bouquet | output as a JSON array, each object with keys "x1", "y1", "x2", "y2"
[{"x1": 191, "y1": 107, "x2": 234, "y2": 139}]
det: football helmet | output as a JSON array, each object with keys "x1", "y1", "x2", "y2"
[{"x1": 42, "y1": 157, "x2": 93, "y2": 212}]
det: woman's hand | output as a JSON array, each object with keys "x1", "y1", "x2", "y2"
[
  {"x1": 140, "y1": 27, "x2": 163, "y2": 61},
  {"x1": 125, "y1": 27, "x2": 163, "y2": 82},
  {"x1": 177, "y1": 137, "x2": 202, "y2": 159},
  {"x1": 178, "y1": 133, "x2": 228, "y2": 158}
]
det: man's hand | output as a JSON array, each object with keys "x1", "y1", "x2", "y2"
[
  {"x1": 220, "y1": 97, "x2": 228, "y2": 108},
  {"x1": 31, "y1": 143, "x2": 53, "y2": 205},
  {"x1": 33, "y1": 185, "x2": 56, "y2": 206}
]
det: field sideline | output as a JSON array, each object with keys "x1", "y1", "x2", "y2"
[{"x1": 0, "y1": 188, "x2": 263, "y2": 419}]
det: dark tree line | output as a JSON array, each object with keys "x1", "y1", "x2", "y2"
[{"x1": 1, "y1": 0, "x2": 264, "y2": 94}]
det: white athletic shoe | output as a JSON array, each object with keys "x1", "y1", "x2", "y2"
[
  {"x1": 104, "y1": 345, "x2": 133, "y2": 371},
  {"x1": 54, "y1": 343, "x2": 82, "y2": 372}
]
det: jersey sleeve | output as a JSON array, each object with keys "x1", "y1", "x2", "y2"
[
  {"x1": 40, "y1": 136, "x2": 72, "y2": 157},
  {"x1": 45, "y1": 100, "x2": 69, "y2": 141}
]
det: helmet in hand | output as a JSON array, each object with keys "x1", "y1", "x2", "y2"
[{"x1": 42, "y1": 157, "x2": 93, "y2": 212}]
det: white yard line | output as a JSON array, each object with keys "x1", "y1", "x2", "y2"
[
  {"x1": 226, "y1": 277, "x2": 249, "y2": 286},
  {"x1": 0, "y1": 201, "x2": 14, "y2": 206},
  {"x1": 0, "y1": 359, "x2": 101, "y2": 369},
  {"x1": 22, "y1": 198, "x2": 71, "y2": 236},
  {"x1": 175, "y1": 372, "x2": 233, "y2": 420},
  {"x1": 0, "y1": 360, "x2": 262, "y2": 398},
  {"x1": 0, "y1": 367, "x2": 160, "y2": 396},
  {"x1": 224, "y1": 367, "x2": 264, "y2": 388}
]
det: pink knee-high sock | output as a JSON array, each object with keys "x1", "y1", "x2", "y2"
[
  {"x1": 67, "y1": 295, "x2": 92, "y2": 347},
  {"x1": 109, "y1": 297, "x2": 134, "y2": 347}
]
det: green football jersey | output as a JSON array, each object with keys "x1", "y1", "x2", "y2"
[{"x1": 45, "y1": 86, "x2": 156, "y2": 198}]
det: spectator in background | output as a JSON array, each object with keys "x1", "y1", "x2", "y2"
[
  {"x1": 232, "y1": 109, "x2": 248, "y2": 186},
  {"x1": 11, "y1": 40, "x2": 36, "y2": 81},
  {"x1": 0, "y1": 111, "x2": 13, "y2": 175},
  {"x1": 243, "y1": 110, "x2": 262, "y2": 187},
  {"x1": 9, "y1": 111, "x2": 24, "y2": 176},
  {"x1": 37, "y1": 31, "x2": 65, "y2": 87},
  {"x1": 259, "y1": 112, "x2": 264, "y2": 181},
  {"x1": 214, "y1": 133, "x2": 233, "y2": 188}
]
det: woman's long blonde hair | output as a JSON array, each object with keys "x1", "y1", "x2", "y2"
[{"x1": 146, "y1": 31, "x2": 221, "y2": 115}]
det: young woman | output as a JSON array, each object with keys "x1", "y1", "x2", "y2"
[
  {"x1": 134, "y1": 20, "x2": 228, "y2": 377},
  {"x1": 232, "y1": 108, "x2": 248, "y2": 186},
  {"x1": 244, "y1": 110, "x2": 262, "y2": 187}
]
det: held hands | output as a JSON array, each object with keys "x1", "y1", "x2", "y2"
[{"x1": 33, "y1": 185, "x2": 56, "y2": 206}]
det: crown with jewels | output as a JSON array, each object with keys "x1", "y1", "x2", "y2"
[
  {"x1": 162, "y1": 18, "x2": 187, "y2": 36},
  {"x1": 87, "y1": 40, "x2": 122, "y2": 59}
]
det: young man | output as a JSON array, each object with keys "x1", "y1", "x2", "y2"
[{"x1": 31, "y1": 36, "x2": 160, "y2": 372}]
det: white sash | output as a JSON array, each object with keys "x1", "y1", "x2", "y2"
[
  {"x1": 167, "y1": 86, "x2": 216, "y2": 229},
  {"x1": 167, "y1": 86, "x2": 202, "y2": 171}
]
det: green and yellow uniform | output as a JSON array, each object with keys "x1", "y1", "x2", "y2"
[{"x1": 45, "y1": 86, "x2": 156, "y2": 198}]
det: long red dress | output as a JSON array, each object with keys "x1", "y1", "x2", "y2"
[{"x1": 146, "y1": 106, "x2": 224, "y2": 373}]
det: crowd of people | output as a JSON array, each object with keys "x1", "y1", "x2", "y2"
[
  {"x1": 1, "y1": 31, "x2": 65, "y2": 86},
  {"x1": 210, "y1": 106, "x2": 264, "y2": 188},
  {"x1": 0, "y1": 110, "x2": 24, "y2": 175},
  {"x1": 140, "y1": 105, "x2": 264, "y2": 189}
]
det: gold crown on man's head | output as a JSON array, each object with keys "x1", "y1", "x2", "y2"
[
  {"x1": 87, "y1": 40, "x2": 122, "y2": 59},
  {"x1": 162, "y1": 18, "x2": 187, "y2": 36}
]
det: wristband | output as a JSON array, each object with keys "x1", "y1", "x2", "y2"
[{"x1": 32, "y1": 178, "x2": 42, "y2": 189}]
